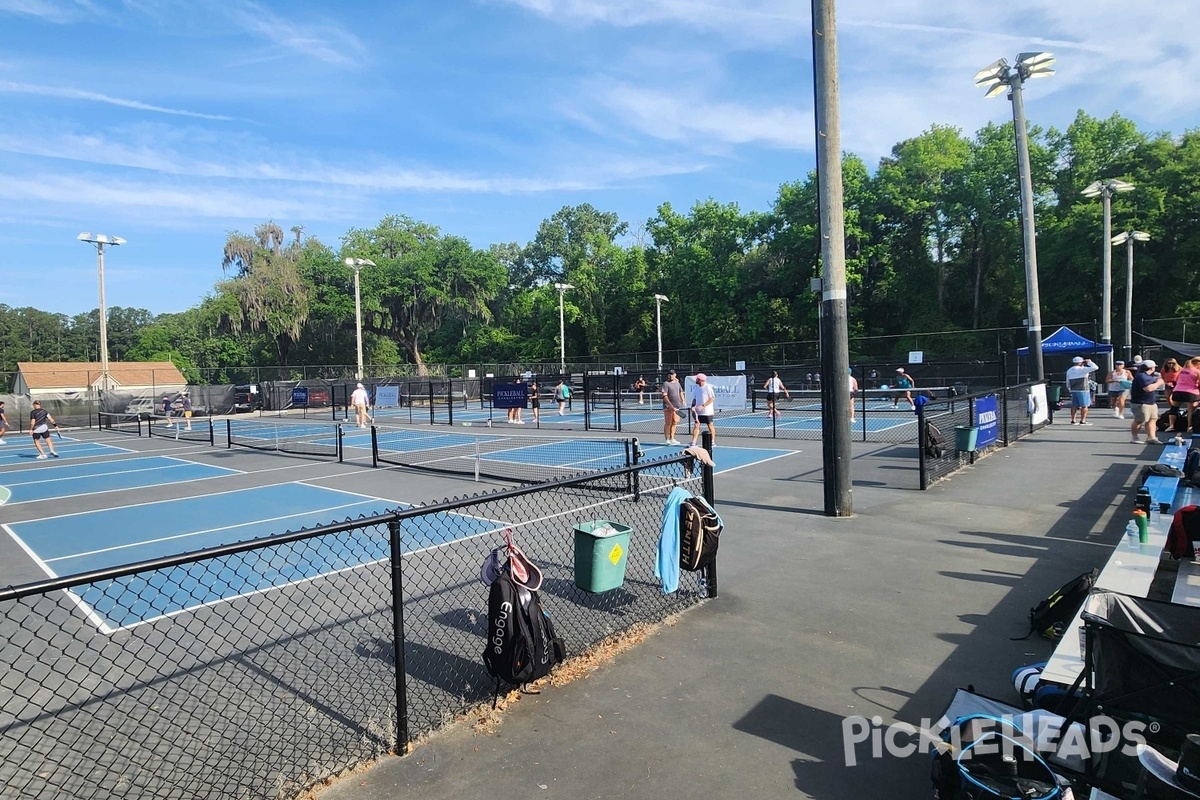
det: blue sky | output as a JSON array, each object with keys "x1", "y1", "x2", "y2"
[{"x1": 2, "y1": 0, "x2": 1198, "y2": 316}]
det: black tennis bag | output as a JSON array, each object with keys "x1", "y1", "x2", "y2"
[
  {"x1": 924, "y1": 420, "x2": 946, "y2": 459},
  {"x1": 483, "y1": 573, "x2": 563, "y2": 688},
  {"x1": 1012, "y1": 569, "x2": 1098, "y2": 641},
  {"x1": 679, "y1": 496, "x2": 721, "y2": 571},
  {"x1": 930, "y1": 714, "x2": 1064, "y2": 799}
]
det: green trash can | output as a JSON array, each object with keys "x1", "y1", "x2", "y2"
[
  {"x1": 573, "y1": 520, "x2": 632, "y2": 593},
  {"x1": 955, "y1": 425, "x2": 978, "y2": 452}
]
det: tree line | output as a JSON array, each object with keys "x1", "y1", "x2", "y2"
[{"x1": 2, "y1": 110, "x2": 1197, "y2": 384}]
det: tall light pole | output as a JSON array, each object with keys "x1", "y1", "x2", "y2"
[
  {"x1": 653, "y1": 294, "x2": 669, "y2": 372},
  {"x1": 1111, "y1": 231, "x2": 1149, "y2": 363},
  {"x1": 1082, "y1": 179, "x2": 1135, "y2": 373},
  {"x1": 975, "y1": 52, "x2": 1055, "y2": 382},
  {"x1": 344, "y1": 258, "x2": 375, "y2": 380},
  {"x1": 77, "y1": 233, "x2": 126, "y2": 393},
  {"x1": 554, "y1": 282, "x2": 573, "y2": 375}
]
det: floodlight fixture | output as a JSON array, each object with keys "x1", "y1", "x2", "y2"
[
  {"x1": 343, "y1": 257, "x2": 376, "y2": 380},
  {"x1": 975, "y1": 52, "x2": 1056, "y2": 381},
  {"x1": 1110, "y1": 231, "x2": 1151, "y2": 361},
  {"x1": 77, "y1": 232, "x2": 126, "y2": 393},
  {"x1": 553, "y1": 282, "x2": 574, "y2": 374},
  {"x1": 1082, "y1": 179, "x2": 1136, "y2": 372},
  {"x1": 653, "y1": 294, "x2": 670, "y2": 371}
]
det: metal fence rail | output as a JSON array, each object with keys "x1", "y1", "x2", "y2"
[{"x1": 0, "y1": 452, "x2": 711, "y2": 800}]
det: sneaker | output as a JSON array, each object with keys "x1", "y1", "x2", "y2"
[
  {"x1": 1071, "y1": 420, "x2": 1080, "y2": 425},
  {"x1": 1145, "y1": 437, "x2": 1163, "y2": 444},
  {"x1": 35, "y1": 454, "x2": 47, "y2": 460},
  {"x1": 1080, "y1": 421, "x2": 1094, "y2": 426},
  {"x1": 51, "y1": 453, "x2": 59, "y2": 458},
  {"x1": 669, "y1": 439, "x2": 682, "y2": 446},
  {"x1": 516, "y1": 420, "x2": 525, "y2": 424},
  {"x1": 0, "y1": 439, "x2": 6, "y2": 444},
  {"x1": 1131, "y1": 438, "x2": 1141, "y2": 444}
]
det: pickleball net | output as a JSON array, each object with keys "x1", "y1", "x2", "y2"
[
  {"x1": 226, "y1": 418, "x2": 343, "y2": 461},
  {"x1": 97, "y1": 411, "x2": 142, "y2": 436},
  {"x1": 148, "y1": 415, "x2": 215, "y2": 444},
  {"x1": 371, "y1": 425, "x2": 648, "y2": 488}
]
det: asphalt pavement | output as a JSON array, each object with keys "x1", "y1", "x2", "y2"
[{"x1": 314, "y1": 412, "x2": 1154, "y2": 800}]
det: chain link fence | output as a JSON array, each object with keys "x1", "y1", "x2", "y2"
[
  {"x1": 0, "y1": 453, "x2": 711, "y2": 800},
  {"x1": 917, "y1": 382, "x2": 1049, "y2": 488}
]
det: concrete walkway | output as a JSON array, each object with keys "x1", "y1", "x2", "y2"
[{"x1": 316, "y1": 413, "x2": 1155, "y2": 799}]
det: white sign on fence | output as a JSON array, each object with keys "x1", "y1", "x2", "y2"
[
  {"x1": 683, "y1": 374, "x2": 747, "y2": 412},
  {"x1": 375, "y1": 385, "x2": 400, "y2": 408}
]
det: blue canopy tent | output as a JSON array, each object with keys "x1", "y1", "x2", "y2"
[{"x1": 1016, "y1": 325, "x2": 1114, "y2": 356}]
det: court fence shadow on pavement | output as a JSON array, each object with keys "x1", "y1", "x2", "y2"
[{"x1": 0, "y1": 452, "x2": 714, "y2": 800}]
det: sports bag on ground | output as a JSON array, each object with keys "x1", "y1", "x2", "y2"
[
  {"x1": 1012, "y1": 569, "x2": 1098, "y2": 642},
  {"x1": 924, "y1": 420, "x2": 946, "y2": 459},
  {"x1": 679, "y1": 496, "x2": 722, "y2": 571},
  {"x1": 930, "y1": 714, "x2": 1065, "y2": 799},
  {"x1": 482, "y1": 572, "x2": 564, "y2": 688}
]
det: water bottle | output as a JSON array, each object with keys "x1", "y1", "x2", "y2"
[{"x1": 1126, "y1": 520, "x2": 1139, "y2": 547}]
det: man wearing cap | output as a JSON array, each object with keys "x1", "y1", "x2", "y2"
[
  {"x1": 892, "y1": 368, "x2": 915, "y2": 409},
  {"x1": 1130, "y1": 359, "x2": 1164, "y2": 444},
  {"x1": 350, "y1": 382, "x2": 371, "y2": 428},
  {"x1": 660, "y1": 370, "x2": 684, "y2": 446},
  {"x1": 1066, "y1": 356, "x2": 1099, "y2": 425},
  {"x1": 688, "y1": 372, "x2": 716, "y2": 447},
  {"x1": 1106, "y1": 360, "x2": 1133, "y2": 419}
]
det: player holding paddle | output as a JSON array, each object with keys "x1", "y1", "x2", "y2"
[
  {"x1": 29, "y1": 400, "x2": 60, "y2": 460},
  {"x1": 350, "y1": 382, "x2": 371, "y2": 428},
  {"x1": 688, "y1": 372, "x2": 717, "y2": 448}
]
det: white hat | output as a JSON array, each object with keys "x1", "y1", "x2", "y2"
[
  {"x1": 1142, "y1": 359, "x2": 1157, "y2": 370},
  {"x1": 1072, "y1": 356, "x2": 1084, "y2": 364},
  {"x1": 896, "y1": 368, "x2": 904, "y2": 373},
  {"x1": 356, "y1": 382, "x2": 364, "y2": 389}
]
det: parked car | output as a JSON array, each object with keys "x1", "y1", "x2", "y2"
[
  {"x1": 233, "y1": 384, "x2": 262, "y2": 413},
  {"x1": 124, "y1": 400, "x2": 157, "y2": 420}
]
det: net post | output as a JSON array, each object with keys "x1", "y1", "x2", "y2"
[
  {"x1": 474, "y1": 436, "x2": 480, "y2": 482},
  {"x1": 206, "y1": 417, "x2": 214, "y2": 446},
  {"x1": 387, "y1": 517, "x2": 411, "y2": 755},
  {"x1": 371, "y1": 425, "x2": 379, "y2": 468},
  {"x1": 630, "y1": 437, "x2": 640, "y2": 501},
  {"x1": 225, "y1": 419, "x2": 232, "y2": 449},
  {"x1": 337, "y1": 423, "x2": 344, "y2": 463},
  {"x1": 428, "y1": 382, "x2": 434, "y2": 425},
  {"x1": 447, "y1": 381, "x2": 454, "y2": 426}
]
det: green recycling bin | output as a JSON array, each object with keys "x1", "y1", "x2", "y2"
[
  {"x1": 955, "y1": 425, "x2": 978, "y2": 452},
  {"x1": 573, "y1": 520, "x2": 632, "y2": 593}
]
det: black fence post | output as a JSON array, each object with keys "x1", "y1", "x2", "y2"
[
  {"x1": 700, "y1": 429, "x2": 717, "y2": 598},
  {"x1": 387, "y1": 518, "x2": 411, "y2": 754},
  {"x1": 225, "y1": 419, "x2": 232, "y2": 449},
  {"x1": 967, "y1": 397, "x2": 976, "y2": 465},
  {"x1": 917, "y1": 404, "x2": 928, "y2": 490}
]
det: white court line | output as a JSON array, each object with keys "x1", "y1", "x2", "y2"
[
  {"x1": 44, "y1": 499, "x2": 385, "y2": 564},
  {"x1": 2, "y1": 457, "x2": 239, "y2": 489},
  {"x1": 296, "y1": 479, "x2": 509, "y2": 528},
  {"x1": 2, "y1": 463, "x2": 358, "y2": 522}
]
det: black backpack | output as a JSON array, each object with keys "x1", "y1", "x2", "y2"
[
  {"x1": 1186, "y1": 447, "x2": 1200, "y2": 487},
  {"x1": 1012, "y1": 569, "x2": 1098, "y2": 641},
  {"x1": 679, "y1": 496, "x2": 722, "y2": 571},
  {"x1": 483, "y1": 572, "x2": 564, "y2": 691}
]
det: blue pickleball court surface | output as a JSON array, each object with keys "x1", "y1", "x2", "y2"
[
  {"x1": 0, "y1": 455, "x2": 239, "y2": 504},
  {"x1": 4, "y1": 482, "x2": 509, "y2": 630},
  {"x1": 0, "y1": 436, "x2": 133, "y2": 465}
]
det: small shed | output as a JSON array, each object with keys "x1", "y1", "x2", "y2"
[{"x1": 14, "y1": 362, "x2": 187, "y2": 396}]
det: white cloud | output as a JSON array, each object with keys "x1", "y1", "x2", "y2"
[
  {"x1": 0, "y1": 82, "x2": 236, "y2": 121},
  {"x1": 597, "y1": 84, "x2": 811, "y2": 152},
  {"x1": 0, "y1": 125, "x2": 708, "y2": 193},
  {"x1": 0, "y1": 0, "x2": 97, "y2": 23},
  {"x1": 221, "y1": 0, "x2": 368, "y2": 67}
]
